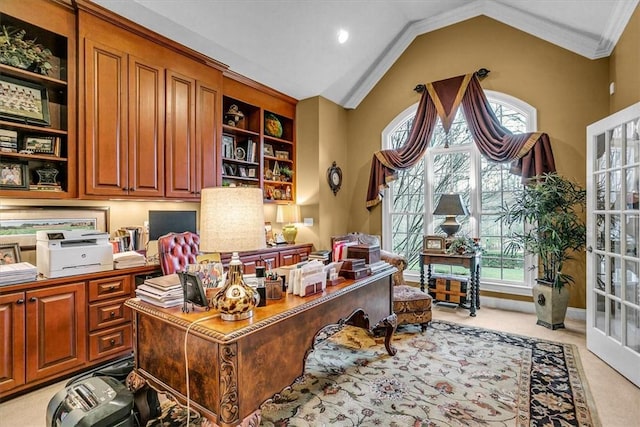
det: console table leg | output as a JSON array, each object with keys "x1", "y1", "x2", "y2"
[{"x1": 469, "y1": 274, "x2": 477, "y2": 317}]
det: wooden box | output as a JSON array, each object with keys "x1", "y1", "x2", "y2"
[
  {"x1": 339, "y1": 267, "x2": 372, "y2": 280},
  {"x1": 341, "y1": 258, "x2": 366, "y2": 271},
  {"x1": 347, "y1": 244, "x2": 381, "y2": 265},
  {"x1": 428, "y1": 276, "x2": 468, "y2": 305}
]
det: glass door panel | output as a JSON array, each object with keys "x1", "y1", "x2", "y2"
[{"x1": 587, "y1": 102, "x2": 640, "y2": 387}]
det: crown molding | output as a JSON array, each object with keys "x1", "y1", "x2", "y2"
[{"x1": 343, "y1": 0, "x2": 637, "y2": 109}]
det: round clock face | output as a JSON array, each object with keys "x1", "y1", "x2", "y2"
[
  {"x1": 235, "y1": 147, "x2": 246, "y2": 161},
  {"x1": 327, "y1": 162, "x2": 342, "y2": 195},
  {"x1": 331, "y1": 171, "x2": 340, "y2": 186}
]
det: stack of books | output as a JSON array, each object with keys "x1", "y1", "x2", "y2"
[
  {"x1": 135, "y1": 273, "x2": 183, "y2": 308},
  {"x1": 113, "y1": 251, "x2": 146, "y2": 269},
  {"x1": 0, "y1": 262, "x2": 37, "y2": 285},
  {"x1": 308, "y1": 250, "x2": 331, "y2": 264}
]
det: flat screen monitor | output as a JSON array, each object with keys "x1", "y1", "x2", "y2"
[{"x1": 148, "y1": 210, "x2": 197, "y2": 241}]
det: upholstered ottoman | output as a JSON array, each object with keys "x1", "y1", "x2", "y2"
[{"x1": 393, "y1": 285, "x2": 433, "y2": 331}]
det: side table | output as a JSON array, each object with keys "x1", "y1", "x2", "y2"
[{"x1": 420, "y1": 251, "x2": 481, "y2": 316}]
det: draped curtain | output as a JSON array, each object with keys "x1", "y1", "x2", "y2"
[{"x1": 366, "y1": 73, "x2": 556, "y2": 209}]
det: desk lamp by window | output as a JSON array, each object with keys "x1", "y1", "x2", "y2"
[
  {"x1": 433, "y1": 193, "x2": 468, "y2": 239},
  {"x1": 199, "y1": 187, "x2": 266, "y2": 321},
  {"x1": 276, "y1": 204, "x2": 301, "y2": 244}
]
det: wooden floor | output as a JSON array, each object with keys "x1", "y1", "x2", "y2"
[{"x1": 1, "y1": 305, "x2": 638, "y2": 427}]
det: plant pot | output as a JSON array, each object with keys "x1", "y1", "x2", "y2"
[{"x1": 532, "y1": 279, "x2": 570, "y2": 329}]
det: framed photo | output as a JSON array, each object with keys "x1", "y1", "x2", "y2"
[
  {"x1": 0, "y1": 242, "x2": 21, "y2": 265},
  {"x1": 0, "y1": 206, "x2": 109, "y2": 249},
  {"x1": 23, "y1": 135, "x2": 59, "y2": 155},
  {"x1": 275, "y1": 150, "x2": 289, "y2": 160},
  {"x1": 177, "y1": 271, "x2": 209, "y2": 312},
  {"x1": 0, "y1": 161, "x2": 29, "y2": 190},
  {"x1": 423, "y1": 235, "x2": 446, "y2": 253},
  {"x1": 222, "y1": 134, "x2": 235, "y2": 158},
  {"x1": 263, "y1": 143, "x2": 274, "y2": 157},
  {"x1": 0, "y1": 75, "x2": 50, "y2": 126},
  {"x1": 248, "y1": 167, "x2": 257, "y2": 178}
]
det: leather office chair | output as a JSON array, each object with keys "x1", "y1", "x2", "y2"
[{"x1": 157, "y1": 231, "x2": 200, "y2": 275}]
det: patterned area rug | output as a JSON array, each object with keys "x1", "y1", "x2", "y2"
[{"x1": 147, "y1": 321, "x2": 600, "y2": 426}]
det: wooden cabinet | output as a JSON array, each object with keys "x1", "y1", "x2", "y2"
[
  {"x1": 0, "y1": 264, "x2": 160, "y2": 399},
  {"x1": 222, "y1": 74, "x2": 297, "y2": 203},
  {"x1": 279, "y1": 246, "x2": 310, "y2": 266},
  {"x1": 0, "y1": 283, "x2": 85, "y2": 395},
  {"x1": 0, "y1": 1, "x2": 76, "y2": 199},
  {"x1": 0, "y1": 292, "x2": 26, "y2": 393},
  {"x1": 165, "y1": 72, "x2": 219, "y2": 199},
  {"x1": 219, "y1": 243, "x2": 313, "y2": 274},
  {"x1": 81, "y1": 26, "x2": 165, "y2": 197},
  {"x1": 87, "y1": 275, "x2": 133, "y2": 361},
  {"x1": 77, "y1": 2, "x2": 223, "y2": 200}
]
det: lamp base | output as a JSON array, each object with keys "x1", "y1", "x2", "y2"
[
  {"x1": 211, "y1": 253, "x2": 259, "y2": 321},
  {"x1": 282, "y1": 224, "x2": 298, "y2": 244},
  {"x1": 439, "y1": 217, "x2": 461, "y2": 239},
  {"x1": 220, "y1": 310, "x2": 254, "y2": 321}
]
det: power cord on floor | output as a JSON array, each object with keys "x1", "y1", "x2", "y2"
[{"x1": 184, "y1": 314, "x2": 217, "y2": 425}]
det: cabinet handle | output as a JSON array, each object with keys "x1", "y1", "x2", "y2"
[
  {"x1": 29, "y1": 297, "x2": 37, "y2": 302},
  {"x1": 110, "y1": 311, "x2": 116, "y2": 317},
  {"x1": 110, "y1": 339, "x2": 116, "y2": 346},
  {"x1": 16, "y1": 299, "x2": 24, "y2": 305},
  {"x1": 107, "y1": 285, "x2": 117, "y2": 292}
]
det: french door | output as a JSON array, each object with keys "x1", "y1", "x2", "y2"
[{"x1": 586, "y1": 102, "x2": 640, "y2": 387}]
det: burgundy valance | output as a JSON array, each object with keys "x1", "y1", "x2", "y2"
[{"x1": 366, "y1": 73, "x2": 556, "y2": 209}]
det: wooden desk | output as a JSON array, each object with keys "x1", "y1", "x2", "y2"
[
  {"x1": 419, "y1": 252, "x2": 481, "y2": 316},
  {"x1": 125, "y1": 268, "x2": 397, "y2": 427}
]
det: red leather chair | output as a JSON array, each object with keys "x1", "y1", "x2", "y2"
[{"x1": 157, "y1": 232, "x2": 200, "y2": 275}]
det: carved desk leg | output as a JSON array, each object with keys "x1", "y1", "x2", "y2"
[
  {"x1": 375, "y1": 313, "x2": 397, "y2": 356},
  {"x1": 125, "y1": 370, "x2": 154, "y2": 426},
  {"x1": 343, "y1": 308, "x2": 371, "y2": 330}
]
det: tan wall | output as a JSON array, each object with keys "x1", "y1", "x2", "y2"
[
  {"x1": 296, "y1": 96, "x2": 350, "y2": 251},
  {"x1": 345, "y1": 16, "x2": 612, "y2": 308},
  {"x1": 610, "y1": 4, "x2": 640, "y2": 113}
]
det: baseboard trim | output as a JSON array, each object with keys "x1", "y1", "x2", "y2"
[{"x1": 479, "y1": 296, "x2": 586, "y2": 321}]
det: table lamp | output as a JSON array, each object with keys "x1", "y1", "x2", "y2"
[
  {"x1": 433, "y1": 193, "x2": 468, "y2": 238},
  {"x1": 199, "y1": 187, "x2": 266, "y2": 321},
  {"x1": 276, "y1": 204, "x2": 301, "y2": 244}
]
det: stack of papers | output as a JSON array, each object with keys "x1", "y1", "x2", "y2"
[
  {"x1": 0, "y1": 262, "x2": 38, "y2": 285},
  {"x1": 135, "y1": 273, "x2": 183, "y2": 308},
  {"x1": 113, "y1": 251, "x2": 147, "y2": 269}
]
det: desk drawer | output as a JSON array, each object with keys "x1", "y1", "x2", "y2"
[
  {"x1": 89, "y1": 275, "x2": 132, "y2": 302},
  {"x1": 89, "y1": 324, "x2": 132, "y2": 361},
  {"x1": 89, "y1": 297, "x2": 131, "y2": 331}
]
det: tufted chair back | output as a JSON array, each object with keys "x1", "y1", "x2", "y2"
[{"x1": 158, "y1": 232, "x2": 200, "y2": 275}]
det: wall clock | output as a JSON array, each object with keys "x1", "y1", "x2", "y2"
[{"x1": 327, "y1": 161, "x2": 342, "y2": 195}]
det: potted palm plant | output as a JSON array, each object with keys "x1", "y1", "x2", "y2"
[{"x1": 499, "y1": 172, "x2": 586, "y2": 329}]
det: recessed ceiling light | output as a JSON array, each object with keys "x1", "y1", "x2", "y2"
[{"x1": 337, "y1": 29, "x2": 349, "y2": 44}]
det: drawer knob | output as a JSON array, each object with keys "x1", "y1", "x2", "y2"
[
  {"x1": 110, "y1": 338, "x2": 116, "y2": 346},
  {"x1": 110, "y1": 311, "x2": 116, "y2": 317},
  {"x1": 29, "y1": 297, "x2": 37, "y2": 302},
  {"x1": 16, "y1": 299, "x2": 24, "y2": 305}
]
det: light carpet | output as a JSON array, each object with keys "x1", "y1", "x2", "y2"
[{"x1": 148, "y1": 321, "x2": 600, "y2": 426}]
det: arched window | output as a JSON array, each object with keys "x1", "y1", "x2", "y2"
[{"x1": 381, "y1": 92, "x2": 537, "y2": 294}]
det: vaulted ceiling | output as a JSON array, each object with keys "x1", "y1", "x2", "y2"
[{"x1": 93, "y1": 0, "x2": 638, "y2": 108}]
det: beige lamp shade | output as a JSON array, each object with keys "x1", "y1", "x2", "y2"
[
  {"x1": 199, "y1": 187, "x2": 266, "y2": 253},
  {"x1": 276, "y1": 204, "x2": 301, "y2": 224}
]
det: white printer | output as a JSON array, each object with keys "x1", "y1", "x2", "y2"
[{"x1": 37, "y1": 230, "x2": 113, "y2": 278}]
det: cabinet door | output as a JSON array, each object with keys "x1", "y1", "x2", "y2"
[
  {"x1": 83, "y1": 38, "x2": 129, "y2": 196},
  {"x1": 25, "y1": 283, "x2": 86, "y2": 382},
  {"x1": 0, "y1": 292, "x2": 26, "y2": 393},
  {"x1": 165, "y1": 70, "x2": 197, "y2": 198},
  {"x1": 128, "y1": 55, "x2": 165, "y2": 197},
  {"x1": 196, "y1": 81, "x2": 220, "y2": 192}
]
